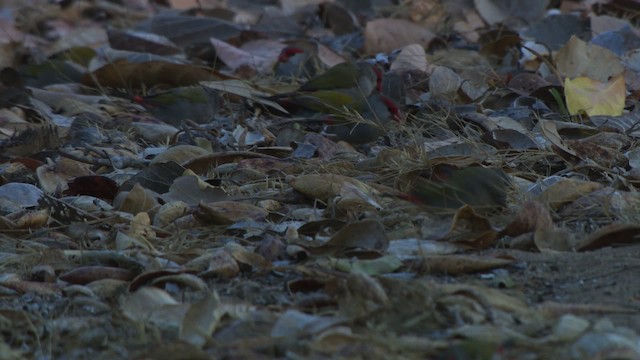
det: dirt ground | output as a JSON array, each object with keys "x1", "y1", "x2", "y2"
[{"x1": 491, "y1": 246, "x2": 640, "y2": 330}]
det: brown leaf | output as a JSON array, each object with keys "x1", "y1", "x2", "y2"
[
  {"x1": 364, "y1": 18, "x2": 436, "y2": 54},
  {"x1": 500, "y1": 201, "x2": 555, "y2": 237},
  {"x1": 534, "y1": 228, "x2": 576, "y2": 252},
  {"x1": 314, "y1": 219, "x2": 389, "y2": 255},
  {"x1": 289, "y1": 174, "x2": 374, "y2": 202},
  {"x1": 555, "y1": 35, "x2": 625, "y2": 83},
  {"x1": 225, "y1": 242, "x2": 271, "y2": 271},
  {"x1": 539, "y1": 120, "x2": 580, "y2": 161},
  {"x1": 65, "y1": 175, "x2": 119, "y2": 202},
  {"x1": 565, "y1": 138, "x2": 628, "y2": 168},
  {"x1": 537, "y1": 178, "x2": 603, "y2": 210},
  {"x1": 115, "y1": 183, "x2": 158, "y2": 214},
  {"x1": 445, "y1": 205, "x2": 498, "y2": 249}
]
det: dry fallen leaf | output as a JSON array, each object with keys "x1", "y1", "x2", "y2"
[
  {"x1": 555, "y1": 35, "x2": 625, "y2": 83},
  {"x1": 564, "y1": 74, "x2": 626, "y2": 116},
  {"x1": 179, "y1": 291, "x2": 222, "y2": 348},
  {"x1": 364, "y1": 18, "x2": 436, "y2": 54},
  {"x1": 390, "y1": 44, "x2": 428, "y2": 73}
]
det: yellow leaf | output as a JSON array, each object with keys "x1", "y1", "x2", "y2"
[{"x1": 564, "y1": 75, "x2": 625, "y2": 116}]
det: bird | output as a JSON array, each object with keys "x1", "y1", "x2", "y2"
[
  {"x1": 269, "y1": 58, "x2": 393, "y2": 144},
  {"x1": 296, "y1": 61, "x2": 382, "y2": 96},
  {"x1": 323, "y1": 94, "x2": 403, "y2": 144},
  {"x1": 403, "y1": 165, "x2": 511, "y2": 211},
  {"x1": 273, "y1": 46, "x2": 318, "y2": 80},
  {"x1": 134, "y1": 86, "x2": 219, "y2": 126}
]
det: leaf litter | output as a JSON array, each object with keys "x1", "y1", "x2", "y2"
[{"x1": 1, "y1": 0, "x2": 640, "y2": 359}]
